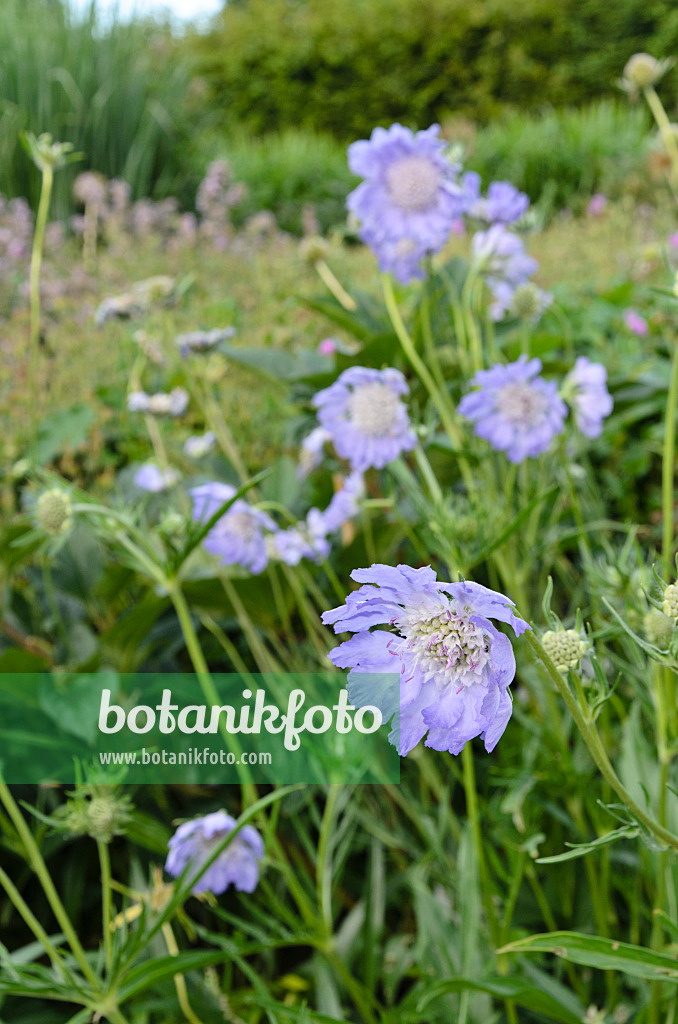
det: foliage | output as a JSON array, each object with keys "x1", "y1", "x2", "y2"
[
  {"x1": 188, "y1": 0, "x2": 678, "y2": 138},
  {"x1": 0, "y1": 0, "x2": 203, "y2": 220},
  {"x1": 225, "y1": 129, "x2": 355, "y2": 235},
  {"x1": 466, "y1": 100, "x2": 653, "y2": 212}
]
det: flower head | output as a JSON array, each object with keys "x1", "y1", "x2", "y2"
[
  {"x1": 312, "y1": 366, "x2": 417, "y2": 471},
  {"x1": 459, "y1": 356, "x2": 567, "y2": 463},
  {"x1": 622, "y1": 53, "x2": 674, "y2": 95},
  {"x1": 323, "y1": 564, "x2": 529, "y2": 755},
  {"x1": 587, "y1": 193, "x2": 608, "y2": 217},
  {"x1": 509, "y1": 282, "x2": 552, "y2": 323},
  {"x1": 184, "y1": 432, "x2": 217, "y2": 459},
  {"x1": 134, "y1": 463, "x2": 180, "y2": 492},
  {"x1": 663, "y1": 583, "x2": 678, "y2": 620},
  {"x1": 177, "y1": 327, "x2": 235, "y2": 358},
  {"x1": 190, "y1": 482, "x2": 275, "y2": 574},
  {"x1": 347, "y1": 123, "x2": 474, "y2": 282},
  {"x1": 165, "y1": 811, "x2": 264, "y2": 895},
  {"x1": 127, "y1": 387, "x2": 189, "y2": 417},
  {"x1": 541, "y1": 629, "x2": 588, "y2": 673},
  {"x1": 471, "y1": 225, "x2": 538, "y2": 319},
  {"x1": 471, "y1": 180, "x2": 530, "y2": 225},
  {"x1": 563, "y1": 357, "x2": 613, "y2": 439},
  {"x1": 36, "y1": 488, "x2": 73, "y2": 535},
  {"x1": 623, "y1": 309, "x2": 648, "y2": 337}
]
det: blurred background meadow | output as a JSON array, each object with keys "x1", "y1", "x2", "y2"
[{"x1": 5, "y1": 2, "x2": 678, "y2": 1023}]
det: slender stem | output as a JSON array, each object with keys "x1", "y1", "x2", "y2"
[
  {"x1": 98, "y1": 840, "x2": 114, "y2": 978},
  {"x1": 0, "y1": 862, "x2": 71, "y2": 979},
  {"x1": 0, "y1": 777, "x2": 100, "y2": 987},
  {"x1": 525, "y1": 631, "x2": 678, "y2": 851},
  {"x1": 168, "y1": 580, "x2": 256, "y2": 802},
  {"x1": 161, "y1": 921, "x2": 205, "y2": 1024},
  {"x1": 28, "y1": 162, "x2": 53, "y2": 449},
  {"x1": 461, "y1": 742, "x2": 500, "y2": 948},
  {"x1": 645, "y1": 86, "x2": 678, "y2": 185},
  {"x1": 315, "y1": 259, "x2": 357, "y2": 311},
  {"x1": 316, "y1": 786, "x2": 340, "y2": 937},
  {"x1": 381, "y1": 275, "x2": 476, "y2": 495},
  {"x1": 662, "y1": 341, "x2": 678, "y2": 579}
]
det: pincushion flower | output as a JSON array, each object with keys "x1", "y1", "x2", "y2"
[
  {"x1": 184, "y1": 431, "x2": 216, "y2": 458},
  {"x1": 469, "y1": 178, "x2": 530, "y2": 225},
  {"x1": 273, "y1": 473, "x2": 364, "y2": 566},
  {"x1": 166, "y1": 812, "x2": 264, "y2": 895},
  {"x1": 471, "y1": 224, "x2": 538, "y2": 320},
  {"x1": 312, "y1": 367, "x2": 416, "y2": 471},
  {"x1": 127, "y1": 387, "x2": 189, "y2": 417},
  {"x1": 134, "y1": 463, "x2": 179, "y2": 492},
  {"x1": 347, "y1": 123, "x2": 474, "y2": 282},
  {"x1": 190, "y1": 482, "x2": 276, "y2": 574},
  {"x1": 176, "y1": 327, "x2": 235, "y2": 358},
  {"x1": 458, "y1": 356, "x2": 567, "y2": 463},
  {"x1": 563, "y1": 357, "x2": 613, "y2": 439},
  {"x1": 323, "y1": 564, "x2": 529, "y2": 755}
]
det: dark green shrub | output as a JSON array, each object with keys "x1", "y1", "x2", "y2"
[{"x1": 188, "y1": 0, "x2": 678, "y2": 139}]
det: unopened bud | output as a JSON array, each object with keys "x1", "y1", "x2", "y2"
[
  {"x1": 36, "y1": 489, "x2": 72, "y2": 536},
  {"x1": 541, "y1": 629, "x2": 588, "y2": 673},
  {"x1": 644, "y1": 608, "x2": 674, "y2": 646},
  {"x1": 662, "y1": 583, "x2": 678, "y2": 620},
  {"x1": 623, "y1": 53, "x2": 673, "y2": 93}
]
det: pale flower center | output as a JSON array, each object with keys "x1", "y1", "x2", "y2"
[
  {"x1": 397, "y1": 602, "x2": 492, "y2": 688},
  {"x1": 226, "y1": 510, "x2": 258, "y2": 542},
  {"x1": 348, "y1": 382, "x2": 402, "y2": 437},
  {"x1": 496, "y1": 381, "x2": 548, "y2": 427},
  {"x1": 385, "y1": 155, "x2": 441, "y2": 212}
]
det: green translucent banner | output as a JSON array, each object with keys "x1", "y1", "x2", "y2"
[{"x1": 0, "y1": 673, "x2": 400, "y2": 784}]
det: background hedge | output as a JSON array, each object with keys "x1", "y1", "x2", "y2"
[{"x1": 189, "y1": 0, "x2": 678, "y2": 139}]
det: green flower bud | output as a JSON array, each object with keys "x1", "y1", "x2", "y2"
[
  {"x1": 644, "y1": 608, "x2": 674, "y2": 646},
  {"x1": 86, "y1": 795, "x2": 131, "y2": 844},
  {"x1": 541, "y1": 629, "x2": 588, "y2": 673},
  {"x1": 299, "y1": 235, "x2": 330, "y2": 264},
  {"x1": 511, "y1": 283, "x2": 541, "y2": 320},
  {"x1": 662, "y1": 583, "x2": 678, "y2": 620},
  {"x1": 622, "y1": 53, "x2": 673, "y2": 93},
  {"x1": 36, "y1": 488, "x2": 73, "y2": 536}
]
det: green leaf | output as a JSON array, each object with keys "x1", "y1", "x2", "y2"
[
  {"x1": 118, "y1": 949, "x2": 227, "y2": 1000},
  {"x1": 33, "y1": 404, "x2": 95, "y2": 464},
  {"x1": 536, "y1": 825, "x2": 640, "y2": 864},
  {"x1": 498, "y1": 930, "x2": 678, "y2": 981},
  {"x1": 471, "y1": 484, "x2": 559, "y2": 567},
  {"x1": 415, "y1": 975, "x2": 585, "y2": 1023}
]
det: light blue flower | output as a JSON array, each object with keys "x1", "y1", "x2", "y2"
[
  {"x1": 458, "y1": 356, "x2": 567, "y2": 463},
  {"x1": 313, "y1": 367, "x2": 417, "y2": 471},
  {"x1": 165, "y1": 811, "x2": 264, "y2": 895},
  {"x1": 322, "y1": 564, "x2": 529, "y2": 756},
  {"x1": 347, "y1": 123, "x2": 475, "y2": 282},
  {"x1": 190, "y1": 482, "x2": 276, "y2": 574},
  {"x1": 564, "y1": 357, "x2": 613, "y2": 439},
  {"x1": 134, "y1": 463, "x2": 179, "y2": 492},
  {"x1": 471, "y1": 224, "x2": 538, "y2": 320}
]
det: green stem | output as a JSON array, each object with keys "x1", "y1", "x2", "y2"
[
  {"x1": 28, "y1": 162, "x2": 53, "y2": 451},
  {"x1": 461, "y1": 742, "x2": 501, "y2": 948},
  {"x1": 645, "y1": 86, "x2": 678, "y2": 185},
  {"x1": 662, "y1": 341, "x2": 678, "y2": 579},
  {"x1": 381, "y1": 275, "x2": 475, "y2": 496},
  {"x1": 0, "y1": 777, "x2": 100, "y2": 988},
  {"x1": 98, "y1": 840, "x2": 114, "y2": 978},
  {"x1": 525, "y1": 631, "x2": 678, "y2": 852},
  {"x1": 316, "y1": 786, "x2": 340, "y2": 936},
  {"x1": 0, "y1": 862, "x2": 71, "y2": 980},
  {"x1": 168, "y1": 580, "x2": 256, "y2": 802}
]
